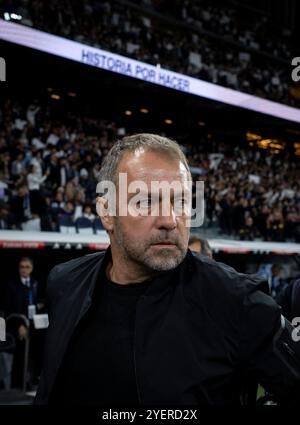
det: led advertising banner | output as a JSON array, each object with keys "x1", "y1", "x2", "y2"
[{"x1": 1, "y1": 19, "x2": 300, "y2": 123}]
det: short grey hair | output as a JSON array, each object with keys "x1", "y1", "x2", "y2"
[{"x1": 96, "y1": 133, "x2": 191, "y2": 193}]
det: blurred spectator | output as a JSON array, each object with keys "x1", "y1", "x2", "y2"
[
  {"x1": 239, "y1": 215, "x2": 259, "y2": 241},
  {"x1": 0, "y1": 201, "x2": 13, "y2": 230},
  {"x1": 49, "y1": 189, "x2": 66, "y2": 222},
  {"x1": 27, "y1": 163, "x2": 46, "y2": 191},
  {"x1": 30, "y1": 150, "x2": 44, "y2": 178},
  {"x1": 79, "y1": 168, "x2": 95, "y2": 201},
  {"x1": 60, "y1": 201, "x2": 75, "y2": 220},
  {"x1": 266, "y1": 210, "x2": 285, "y2": 241},
  {"x1": 189, "y1": 235, "x2": 213, "y2": 258},
  {"x1": 258, "y1": 263, "x2": 289, "y2": 300},
  {"x1": 58, "y1": 157, "x2": 74, "y2": 187},
  {"x1": 82, "y1": 204, "x2": 96, "y2": 222},
  {"x1": 10, "y1": 182, "x2": 32, "y2": 230},
  {"x1": 27, "y1": 164, "x2": 49, "y2": 216},
  {"x1": 11, "y1": 153, "x2": 26, "y2": 180},
  {"x1": 46, "y1": 153, "x2": 60, "y2": 189},
  {"x1": 3, "y1": 257, "x2": 42, "y2": 389},
  {"x1": 65, "y1": 177, "x2": 78, "y2": 202},
  {"x1": 26, "y1": 100, "x2": 40, "y2": 127}
]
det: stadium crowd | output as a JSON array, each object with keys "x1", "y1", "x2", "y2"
[
  {"x1": 1, "y1": 0, "x2": 299, "y2": 107},
  {"x1": 189, "y1": 141, "x2": 300, "y2": 242},
  {"x1": 133, "y1": 0, "x2": 294, "y2": 60},
  {"x1": 0, "y1": 96, "x2": 299, "y2": 242}
]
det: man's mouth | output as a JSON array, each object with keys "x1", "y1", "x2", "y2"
[{"x1": 153, "y1": 241, "x2": 176, "y2": 246}]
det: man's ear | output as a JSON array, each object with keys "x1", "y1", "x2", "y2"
[{"x1": 96, "y1": 196, "x2": 113, "y2": 231}]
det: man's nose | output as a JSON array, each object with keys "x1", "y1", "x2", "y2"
[{"x1": 155, "y1": 204, "x2": 177, "y2": 230}]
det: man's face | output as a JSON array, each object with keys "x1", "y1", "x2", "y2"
[
  {"x1": 19, "y1": 261, "x2": 33, "y2": 278},
  {"x1": 107, "y1": 149, "x2": 190, "y2": 272}
]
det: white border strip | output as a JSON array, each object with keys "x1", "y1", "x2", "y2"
[
  {"x1": 0, "y1": 230, "x2": 299, "y2": 254},
  {"x1": 1, "y1": 20, "x2": 300, "y2": 123}
]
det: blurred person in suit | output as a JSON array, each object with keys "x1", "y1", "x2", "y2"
[{"x1": 4, "y1": 257, "x2": 43, "y2": 389}]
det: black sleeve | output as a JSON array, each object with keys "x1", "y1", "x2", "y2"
[
  {"x1": 33, "y1": 266, "x2": 61, "y2": 405},
  {"x1": 240, "y1": 287, "x2": 300, "y2": 404},
  {"x1": 44, "y1": 265, "x2": 61, "y2": 320}
]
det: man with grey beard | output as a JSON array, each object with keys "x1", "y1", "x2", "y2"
[{"x1": 35, "y1": 134, "x2": 300, "y2": 406}]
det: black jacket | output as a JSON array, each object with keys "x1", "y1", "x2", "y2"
[{"x1": 35, "y1": 248, "x2": 300, "y2": 405}]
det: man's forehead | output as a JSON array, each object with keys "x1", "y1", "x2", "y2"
[{"x1": 118, "y1": 149, "x2": 189, "y2": 181}]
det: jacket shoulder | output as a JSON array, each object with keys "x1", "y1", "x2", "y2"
[
  {"x1": 190, "y1": 252, "x2": 261, "y2": 297},
  {"x1": 49, "y1": 251, "x2": 105, "y2": 277},
  {"x1": 187, "y1": 252, "x2": 275, "y2": 321},
  {"x1": 46, "y1": 251, "x2": 105, "y2": 301},
  {"x1": 186, "y1": 251, "x2": 281, "y2": 342}
]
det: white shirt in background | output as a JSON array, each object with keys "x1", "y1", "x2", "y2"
[{"x1": 27, "y1": 173, "x2": 47, "y2": 191}]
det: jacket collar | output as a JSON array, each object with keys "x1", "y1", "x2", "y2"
[{"x1": 101, "y1": 246, "x2": 193, "y2": 299}]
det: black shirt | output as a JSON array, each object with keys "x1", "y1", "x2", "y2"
[{"x1": 49, "y1": 271, "x2": 151, "y2": 405}]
